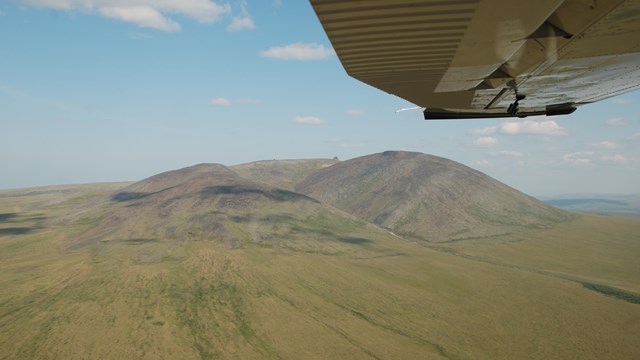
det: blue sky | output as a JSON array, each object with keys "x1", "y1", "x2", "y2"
[{"x1": 1, "y1": 0, "x2": 639, "y2": 196}]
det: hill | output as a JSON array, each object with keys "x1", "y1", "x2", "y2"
[
  {"x1": 295, "y1": 151, "x2": 572, "y2": 242},
  {"x1": 232, "y1": 158, "x2": 339, "y2": 190},
  {"x1": 70, "y1": 163, "x2": 397, "y2": 256}
]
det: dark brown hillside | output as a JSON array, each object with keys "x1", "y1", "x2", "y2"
[
  {"x1": 295, "y1": 151, "x2": 573, "y2": 242},
  {"x1": 70, "y1": 164, "x2": 315, "y2": 249},
  {"x1": 69, "y1": 163, "x2": 393, "y2": 255}
]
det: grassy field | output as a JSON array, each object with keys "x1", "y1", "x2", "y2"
[
  {"x1": 1, "y1": 185, "x2": 639, "y2": 359},
  {"x1": 436, "y1": 215, "x2": 640, "y2": 295}
]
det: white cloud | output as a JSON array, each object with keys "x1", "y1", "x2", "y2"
[
  {"x1": 630, "y1": 133, "x2": 640, "y2": 141},
  {"x1": 500, "y1": 119, "x2": 567, "y2": 136},
  {"x1": 210, "y1": 97, "x2": 232, "y2": 106},
  {"x1": 227, "y1": 0, "x2": 254, "y2": 32},
  {"x1": 612, "y1": 98, "x2": 630, "y2": 105},
  {"x1": 562, "y1": 152, "x2": 594, "y2": 165},
  {"x1": 22, "y1": 0, "x2": 71, "y2": 10},
  {"x1": 590, "y1": 141, "x2": 619, "y2": 149},
  {"x1": 475, "y1": 159, "x2": 490, "y2": 166},
  {"x1": 490, "y1": 150, "x2": 524, "y2": 157},
  {"x1": 260, "y1": 43, "x2": 335, "y2": 60},
  {"x1": 292, "y1": 116, "x2": 326, "y2": 125},
  {"x1": 606, "y1": 118, "x2": 627, "y2": 126},
  {"x1": 470, "y1": 126, "x2": 497, "y2": 136},
  {"x1": 100, "y1": 6, "x2": 180, "y2": 32},
  {"x1": 20, "y1": 0, "x2": 231, "y2": 31},
  {"x1": 346, "y1": 109, "x2": 364, "y2": 116},
  {"x1": 227, "y1": 16, "x2": 254, "y2": 31},
  {"x1": 210, "y1": 97, "x2": 260, "y2": 106},
  {"x1": 600, "y1": 154, "x2": 626, "y2": 163},
  {"x1": 473, "y1": 137, "x2": 498, "y2": 147}
]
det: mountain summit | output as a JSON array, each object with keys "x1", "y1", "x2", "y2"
[{"x1": 295, "y1": 151, "x2": 571, "y2": 242}]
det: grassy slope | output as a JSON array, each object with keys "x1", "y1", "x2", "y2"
[
  {"x1": 438, "y1": 214, "x2": 640, "y2": 294},
  {"x1": 294, "y1": 152, "x2": 572, "y2": 242},
  {"x1": 1, "y1": 186, "x2": 639, "y2": 359},
  {"x1": 232, "y1": 159, "x2": 339, "y2": 190}
]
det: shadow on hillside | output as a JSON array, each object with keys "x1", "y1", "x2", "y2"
[
  {"x1": 337, "y1": 237, "x2": 372, "y2": 245},
  {"x1": 120, "y1": 238, "x2": 160, "y2": 245},
  {"x1": 230, "y1": 214, "x2": 298, "y2": 224},
  {"x1": 0, "y1": 212, "x2": 46, "y2": 236},
  {"x1": 289, "y1": 224, "x2": 374, "y2": 245},
  {"x1": 227, "y1": 213, "x2": 373, "y2": 246},
  {"x1": 111, "y1": 192, "x2": 153, "y2": 202},
  {"x1": 200, "y1": 186, "x2": 318, "y2": 203},
  {"x1": 111, "y1": 186, "x2": 177, "y2": 202},
  {"x1": 0, "y1": 227, "x2": 38, "y2": 235},
  {"x1": 0, "y1": 213, "x2": 18, "y2": 222}
]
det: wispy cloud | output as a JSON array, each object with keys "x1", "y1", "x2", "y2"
[
  {"x1": 501, "y1": 119, "x2": 567, "y2": 136},
  {"x1": 20, "y1": 0, "x2": 231, "y2": 31},
  {"x1": 590, "y1": 141, "x2": 619, "y2": 149},
  {"x1": 470, "y1": 126, "x2": 497, "y2": 136},
  {"x1": 473, "y1": 137, "x2": 498, "y2": 147},
  {"x1": 210, "y1": 97, "x2": 232, "y2": 106},
  {"x1": 210, "y1": 97, "x2": 260, "y2": 106},
  {"x1": 600, "y1": 154, "x2": 626, "y2": 163},
  {"x1": 292, "y1": 116, "x2": 326, "y2": 125},
  {"x1": 475, "y1": 159, "x2": 490, "y2": 166},
  {"x1": 227, "y1": 0, "x2": 254, "y2": 32},
  {"x1": 346, "y1": 109, "x2": 365, "y2": 116},
  {"x1": 227, "y1": 16, "x2": 254, "y2": 31},
  {"x1": 260, "y1": 43, "x2": 335, "y2": 60},
  {"x1": 612, "y1": 98, "x2": 631, "y2": 105},
  {"x1": 100, "y1": 6, "x2": 181, "y2": 32},
  {"x1": 562, "y1": 151, "x2": 594, "y2": 165},
  {"x1": 606, "y1": 118, "x2": 627, "y2": 126},
  {"x1": 630, "y1": 133, "x2": 640, "y2": 141},
  {"x1": 490, "y1": 150, "x2": 524, "y2": 157}
]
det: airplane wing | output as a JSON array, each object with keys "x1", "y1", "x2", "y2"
[{"x1": 309, "y1": 0, "x2": 640, "y2": 119}]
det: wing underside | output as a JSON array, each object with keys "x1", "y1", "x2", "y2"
[{"x1": 310, "y1": 0, "x2": 640, "y2": 119}]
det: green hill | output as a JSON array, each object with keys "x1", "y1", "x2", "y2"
[
  {"x1": 295, "y1": 151, "x2": 572, "y2": 242},
  {"x1": 232, "y1": 158, "x2": 339, "y2": 190}
]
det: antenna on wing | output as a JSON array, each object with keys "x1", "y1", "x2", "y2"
[{"x1": 395, "y1": 106, "x2": 425, "y2": 113}]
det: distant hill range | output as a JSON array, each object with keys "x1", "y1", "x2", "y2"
[
  {"x1": 71, "y1": 151, "x2": 572, "y2": 248},
  {"x1": 542, "y1": 194, "x2": 640, "y2": 215}
]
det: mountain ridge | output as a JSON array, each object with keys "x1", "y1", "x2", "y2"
[{"x1": 294, "y1": 151, "x2": 572, "y2": 242}]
